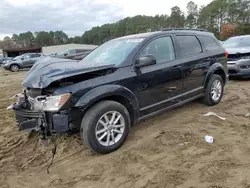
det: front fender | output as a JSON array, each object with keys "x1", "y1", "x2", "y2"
[
  {"x1": 203, "y1": 62, "x2": 227, "y2": 87},
  {"x1": 75, "y1": 84, "x2": 140, "y2": 123}
]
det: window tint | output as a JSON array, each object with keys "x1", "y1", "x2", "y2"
[
  {"x1": 140, "y1": 36, "x2": 175, "y2": 64},
  {"x1": 31, "y1": 54, "x2": 41, "y2": 58},
  {"x1": 82, "y1": 38, "x2": 144, "y2": 66},
  {"x1": 23, "y1": 55, "x2": 31, "y2": 59},
  {"x1": 76, "y1": 49, "x2": 88, "y2": 53},
  {"x1": 176, "y1": 35, "x2": 202, "y2": 57},
  {"x1": 199, "y1": 36, "x2": 220, "y2": 51},
  {"x1": 68, "y1": 49, "x2": 76, "y2": 55}
]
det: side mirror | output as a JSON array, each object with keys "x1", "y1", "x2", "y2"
[
  {"x1": 21, "y1": 57, "x2": 24, "y2": 60},
  {"x1": 134, "y1": 55, "x2": 156, "y2": 69},
  {"x1": 64, "y1": 53, "x2": 68, "y2": 56}
]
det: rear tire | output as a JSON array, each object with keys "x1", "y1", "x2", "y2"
[
  {"x1": 81, "y1": 100, "x2": 131, "y2": 154},
  {"x1": 201, "y1": 74, "x2": 224, "y2": 106},
  {"x1": 10, "y1": 64, "x2": 20, "y2": 72}
]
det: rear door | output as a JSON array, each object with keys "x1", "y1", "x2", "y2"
[
  {"x1": 174, "y1": 35, "x2": 208, "y2": 99},
  {"x1": 29, "y1": 54, "x2": 41, "y2": 66},
  {"x1": 133, "y1": 35, "x2": 184, "y2": 116}
]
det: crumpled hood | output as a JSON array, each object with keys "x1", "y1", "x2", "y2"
[
  {"x1": 22, "y1": 56, "x2": 115, "y2": 89},
  {"x1": 225, "y1": 47, "x2": 250, "y2": 54}
]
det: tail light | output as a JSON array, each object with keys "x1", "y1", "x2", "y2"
[{"x1": 225, "y1": 51, "x2": 228, "y2": 58}]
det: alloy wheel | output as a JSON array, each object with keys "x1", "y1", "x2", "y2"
[
  {"x1": 95, "y1": 111, "x2": 125, "y2": 147},
  {"x1": 211, "y1": 80, "x2": 222, "y2": 101}
]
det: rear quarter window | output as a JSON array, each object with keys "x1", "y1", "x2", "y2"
[
  {"x1": 31, "y1": 54, "x2": 41, "y2": 58},
  {"x1": 175, "y1": 35, "x2": 202, "y2": 57},
  {"x1": 198, "y1": 36, "x2": 220, "y2": 51}
]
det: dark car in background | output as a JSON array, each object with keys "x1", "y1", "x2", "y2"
[
  {"x1": 9, "y1": 29, "x2": 228, "y2": 154},
  {"x1": 223, "y1": 35, "x2": 250, "y2": 78},
  {"x1": 54, "y1": 48, "x2": 92, "y2": 60},
  {"x1": 3, "y1": 53, "x2": 44, "y2": 72}
]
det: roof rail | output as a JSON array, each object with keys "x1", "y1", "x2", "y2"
[{"x1": 160, "y1": 28, "x2": 207, "y2": 32}]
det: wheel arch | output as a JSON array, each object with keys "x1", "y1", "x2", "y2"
[
  {"x1": 9, "y1": 63, "x2": 21, "y2": 70},
  {"x1": 75, "y1": 85, "x2": 140, "y2": 126},
  {"x1": 203, "y1": 63, "x2": 227, "y2": 88}
]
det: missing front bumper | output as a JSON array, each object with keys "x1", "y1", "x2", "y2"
[
  {"x1": 15, "y1": 109, "x2": 41, "y2": 131},
  {"x1": 9, "y1": 92, "x2": 71, "y2": 133},
  {"x1": 14, "y1": 109, "x2": 70, "y2": 133}
]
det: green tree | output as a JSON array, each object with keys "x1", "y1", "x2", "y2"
[
  {"x1": 0, "y1": 36, "x2": 15, "y2": 49},
  {"x1": 186, "y1": 1, "x2": 198, "y2": 28},
  {"x1": 53, "y1": 31, "x2": 69, "y2": 44},
  {"x1": 72, "y1": 36, "x2": 81, "y2": 44},
  {"x1": 168, "y1": 6, "x2": 185, "y2": 28},
  {"x1": 11, "y1": 34, "x2": 19, "y2": 44},
  {"x1": 2, "y1": 0, "x2": 250, "y2": 47},
  {"x1": 34, "y1": 31, "x2": 54, "y2": 46}
]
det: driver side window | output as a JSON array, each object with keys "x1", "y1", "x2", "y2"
[
  {"x1": 68, "y1": 49, "x2": 76, "y2": 55},
  {"x1": 140, "y1": 36, "x2": 175, "y2": 64},
  {"x1": 23, "y1": 55, "x2": 30, "y2": 59}
]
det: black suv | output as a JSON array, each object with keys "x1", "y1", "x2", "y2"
[{"x1": 9, "y1": 29, "x2": 228, "y2": 154}]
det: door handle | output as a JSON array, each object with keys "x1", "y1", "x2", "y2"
[{"x1": 171, "y1": 65, "x2": 181, "y2": 70}]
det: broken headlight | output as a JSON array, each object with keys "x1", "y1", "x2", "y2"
[{"x1": 34, "y1": 93, "x2": 71, "y2": 112}]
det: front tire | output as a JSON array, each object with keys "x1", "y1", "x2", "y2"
[
  {"x1": 10, "y1": 64, "x2": 20, "y2": 72},
  {"x1": 201, "y1": 74, "x2": 224, "y2": 106},
  {"x1": 81, "y1": 100, "x2": 131, "y2": 154}
]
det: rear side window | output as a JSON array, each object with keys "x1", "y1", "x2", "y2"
[
  {"x1": 176, "y1": 35, "x2": 202, "y2": 57},
  {"x1": 198, "y1": 36, "x2": 220, "y2": 51},
  {"x1": 31, "y1": 54, "x2": 41, "y2": 58}
]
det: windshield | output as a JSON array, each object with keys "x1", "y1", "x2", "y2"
[
  {"x1": 13, "y1": 55, "x2": 23, "y2": 60},
  {"x1": 223, "y1": 36, "x2": 250, "y2": 48},
  {"x1": 80, "y1": 38, "x2": 145, "y2": 66}
]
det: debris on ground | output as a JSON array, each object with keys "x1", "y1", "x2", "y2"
[
  {"x1": 203, "y1": 112, "x2": 226, "y2": 120},
  {"x1": 245, "y1": 112, "x2": 250, "y2": 117},
  {"x1": 204, "y1": 135, "x2": 214, "y2": 144}
]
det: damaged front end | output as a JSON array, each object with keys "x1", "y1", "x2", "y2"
[
  {"x1": 8, "y1": 89, "x2": 73, "y2": 139},
  {"x1": 7, "y1": 57, "x2": 116, "y2": 139}
]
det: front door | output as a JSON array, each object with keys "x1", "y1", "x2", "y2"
[
  {"x1": 133, "y1": 36, "x2": 184, "y2": 117},
  {"x1": 22, "y1": 54, "x2": 32, "y2": 68}
]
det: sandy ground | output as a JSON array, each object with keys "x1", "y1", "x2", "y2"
[{"x1": 1, "y1": 69, "x2": 250, "y2": 188}]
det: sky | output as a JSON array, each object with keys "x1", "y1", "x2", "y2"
[{"x1": 0, "y1": 0, "x2": 213, "y2": 39}]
